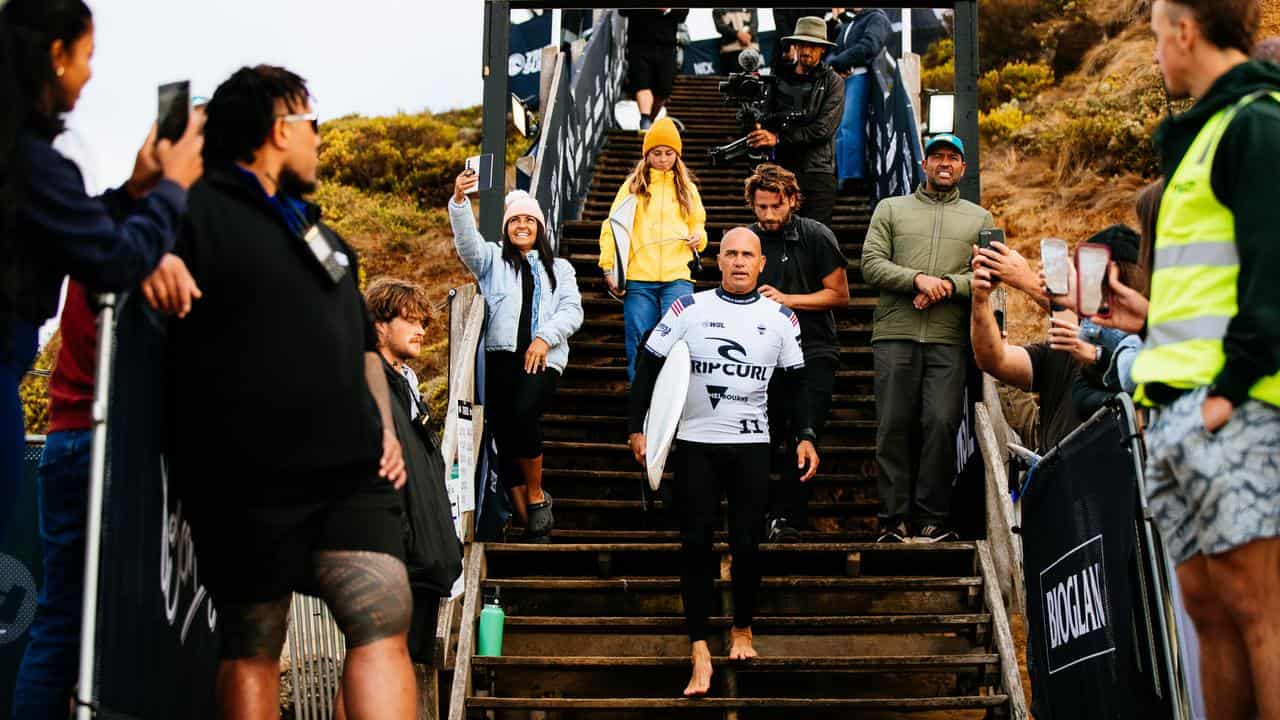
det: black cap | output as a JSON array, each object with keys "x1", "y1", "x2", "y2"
[{"x1": 1085, "y1": 225, "x2": 1140, "y2": 265}]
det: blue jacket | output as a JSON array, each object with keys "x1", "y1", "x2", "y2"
[
  {"x1": 449, "y1": 198, "x2": 583, "y2": 372},
  {"x1": 827, "y1": 9, "x2": 891, "y2": 74},
  {"x1": 4, "y1": 129, "x2": 185, "y2": 326}
]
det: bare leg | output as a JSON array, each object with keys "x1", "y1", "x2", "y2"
[
  {"x1": 217, "y1": 657, "x2": 282, "y2": 720},
  {"x1": 340, "y1": 636, "x2": 416, "y2": 719},
  {"x1": 683, "y1": 640, "x2": 713, "y2": 697},
  {"x1": 313, "y1": 551, "x2": 416, "y2": 720},
  {"x1": 517, "y1": 455, "x2": 544, "y2": 505},
  {"x1": 728, "y1": 626, "x2": 757, "y2": 661},
  {"x1": 509, "y1": 484, "x2": 529, "y2": 526},
  {"x1": 1207, "y1": 538, "x2": 1280, "y2": 719},
  {"x1": 635, "y1": 89, "x2": 654, "y2": 117},
  {"x1": 1178, "y1": 556, "x2": 1255, "y2": 720},
  {"x1": 216, "y1": 596, "x2": 292, "y2": 720}
]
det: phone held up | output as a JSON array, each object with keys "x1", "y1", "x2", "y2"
[
  {"x1": 464, "y1": 153, "x2": 495, "y2": 195},
  {"x1": 157, "y1": 81, "x2": 190, "y2": 143},
  {"x1": 1041, "y1": 238, "x2": 1070, "y2": 298},
  {"x1": 978, "y1": 228, "x2": 1005, "y2": 280},
  {"x1": 1076, "y1": 243, "x2": 1112, "y2": 318}
]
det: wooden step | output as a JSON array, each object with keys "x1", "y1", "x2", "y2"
[
  {"x1": 501, "y1": 614, "x2": 991, "y2": 633},
  {"x1": 547, "y1": 497, "x2": 878, "y2": 514},
  {"x1": 486, "y1": 541, "x2": 976, "y2": 555},
  {"x1": 467, "y1": 695, "x2": 1008, "y2": 711},
  {"x1": 471, "y1": 653, "x2": 998, "y2": 671},
  {"x1": 485, "y1": 576, "x2": 981, "y2": 593}
]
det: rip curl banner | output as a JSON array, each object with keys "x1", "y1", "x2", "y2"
[
  {"x1": 509, "y1": 11, "x2": 552, "y2": 109},
  {"x1": 1022, "y1": 399, "x2": 1180, "y2": 719},
  {"x1": 94, "y1": 293, "x2": 219, "y2": 719}
]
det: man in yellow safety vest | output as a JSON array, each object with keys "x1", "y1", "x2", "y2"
[{"x1": 1099, "y1": 2, "x2": 1280, "y2": 717}]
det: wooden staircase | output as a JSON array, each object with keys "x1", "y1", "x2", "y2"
[{"x1": 449, "y1": 74, "x2": 1026, "y2": 720}]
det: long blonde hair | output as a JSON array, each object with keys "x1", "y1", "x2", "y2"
[{"x1": 627, "y1": 151, "x2": 698, "y2": 220}]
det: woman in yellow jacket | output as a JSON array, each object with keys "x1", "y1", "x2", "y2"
[{"x1": 599, "y1": 116, "x2": 707, "y2": 380}]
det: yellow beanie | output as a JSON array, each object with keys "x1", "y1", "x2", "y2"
[{"x1": 642, "y1": 117, "x2": 682, "y2": 157}]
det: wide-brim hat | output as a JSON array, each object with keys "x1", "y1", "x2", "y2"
[{"x1": 782, "y1": 16, "x2": 837, "y2": 48}]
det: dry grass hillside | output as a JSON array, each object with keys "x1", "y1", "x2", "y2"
[{"x1": 977, "y1": 0, "x2": 1280, "y2": 342}]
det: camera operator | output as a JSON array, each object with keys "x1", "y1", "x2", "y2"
[{"x1": 745, "y1": 16, "x2": 844, "y2": 227}]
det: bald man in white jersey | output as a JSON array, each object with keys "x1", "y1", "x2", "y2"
[{"x1": 628, "y1": 227, "x2": 820, "y2": 697}]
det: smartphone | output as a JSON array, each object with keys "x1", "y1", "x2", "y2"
[
  {"x1": 992, "y1": 287, "x2": 1007, "y2": 335},
  {"x1": 157, "y1": 81, "x2": 190, "y2": 143},
  {"x1": 1076, "y1": 243, "x2": 1112, "y2": 318},
  {"x1": 1041, "y1": 238, "x2": 1070, "y2": 297},
  {"x1": 464, "y1": 153, "x2": 495, "y2": 195},
  {"x1": 978, "y1": 228, "x2": 1005, "y2": 251}
]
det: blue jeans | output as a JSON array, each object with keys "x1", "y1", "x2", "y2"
[
  {"x1": 12, "y1": 430, "x2": 91, "y2": 720},
  {"x1": 623, "y1": 280, "x2": 692, "y2": 381},
  {"x1": 2, "y1": 319, "x2": 38, "y2": 541},
  {"x1": 836, "y1": 72, "x2": 869, "y2": 183}
]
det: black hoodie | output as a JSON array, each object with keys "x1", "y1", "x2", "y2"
[{"x1": 1153, "y1": 61, "x2": 1280, "y2": 406}]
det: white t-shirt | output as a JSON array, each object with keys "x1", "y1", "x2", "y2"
[{"x1": 645, "y1": 288, "x2": 805, "y2": 444}]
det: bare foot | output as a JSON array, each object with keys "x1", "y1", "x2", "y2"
[
  {"x1": 728, "y1": 626, "x2": 757, "y2": 661},
  {"x1": 683, "y1": 641, "x2": 713, "y2": 697}
]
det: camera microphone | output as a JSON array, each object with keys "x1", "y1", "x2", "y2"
[{"x1": 739, "y1": 48, "x2": 763, "y2": 73}]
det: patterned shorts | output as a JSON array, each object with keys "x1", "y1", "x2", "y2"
[{"x1": 1144, "y1": 386, "x2": 1280, "y2": 565}]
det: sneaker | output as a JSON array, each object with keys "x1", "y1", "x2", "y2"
[
  {"x1": 766, "y1": 516, "x2": 802, "y2": 543},
  {"x1": 912, "y1": 523, "x2": 958, "y2": 544},
  {"x1": 876, "y1": 518, "x2": 908, "y2": 543}
]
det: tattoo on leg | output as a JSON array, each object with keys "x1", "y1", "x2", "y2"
[
  {"x1": 312, "y1": 551, "x2": 411, "y2": 648},
  {"x1": 218, "y1": 596, "x2": 292, "y2": 660}
]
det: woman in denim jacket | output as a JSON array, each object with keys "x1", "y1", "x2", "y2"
[{"x1": 449, "y1": 170, "x2": 583, "y2": 541}]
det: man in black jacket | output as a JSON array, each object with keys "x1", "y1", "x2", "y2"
[
  {"x1": 620, "y1": 9, "x2": 689, "y2": 130},
  {"x1": 365, "y1": 277, "x2": 464, "y2": 669},
  {"x1": 745, "y1": 164, "x2": 849, "y2": 542},
  {"x1": 747, "y1": 16, "x2": 845, "y2": 226},
  {"x1": 167, "y1": 65, "x2": 416, "y2": 719}
]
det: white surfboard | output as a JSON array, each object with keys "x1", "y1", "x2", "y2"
[
  {"x1": 606, "y1": 194, "x2": 638, "y2": 298},
  {"x1": 643, "y1": 340, "x2": 691, "y2": 491}
]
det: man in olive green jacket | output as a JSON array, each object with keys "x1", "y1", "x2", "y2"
[{"x1": 860, "y1": 134, "x2": 993, "y2": 542}]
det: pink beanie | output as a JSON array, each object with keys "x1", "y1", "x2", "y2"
[{"x1": 503, "y1": 190, "x2": 546, "y2": 233}]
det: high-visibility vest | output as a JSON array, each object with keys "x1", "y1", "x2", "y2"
[{"x1": 1132, "y1": 90, "x2": 1280, "y2": 407}]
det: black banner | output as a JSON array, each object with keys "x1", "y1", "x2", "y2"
[
  {"x1": 1022, "y1": 400, "x2": 1175, "y2": 719},
  {"x1": 509, "y1": 11, "x2": 552, "y2": 109},
  {"x1": 0, "y1": 441, "x2": 43, "y2": 713},
  {"x1": 680, "y1": 32, "x2": 780, "y2": 76},
  {"x1": 533, "y1": 10, "x2": 624, "y2": 254},
  {"x1": 866, "y1": 54, "x2": 924, "y2": 203},
  {"x1": 95, "y1": 294, "x2": 219, "y2": 719}
]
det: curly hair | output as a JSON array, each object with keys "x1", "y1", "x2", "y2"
[
  {"x1": 364, "y1": 277, "x2": 432, "y2": 325},
  {"x1": 202, "y1": 65, "x2": 310, "y2": 167},
  {"x1": 743, "y1": 163, "x2": 803, "y2": 208}
]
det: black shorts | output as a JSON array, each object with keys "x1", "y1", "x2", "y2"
[
  {"x1": 626, "y1": 44, "x2": 677, "y2": 98},
  {"x1": 485, "y1": 350, "x2": 560, "y2": 471},
  {"x1": 183, "y1": 462, "x2": 406, "y2": 605}
]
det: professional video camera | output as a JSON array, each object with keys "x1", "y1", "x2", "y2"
[{"x1": 708, "y1": 49, "x2": 806, "y2": 166}]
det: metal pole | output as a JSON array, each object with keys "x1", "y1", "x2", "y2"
[
  {"x1": 75, "y1": 293, "x2": 117, "y2": 720},
  {"x1": 952, "y1": 0, "x2": 980, "y2": 204},
  {"x1": 481, "y1": 0, "x2": 512, "y2": 244}
]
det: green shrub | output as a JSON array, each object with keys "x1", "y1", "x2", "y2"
[
  {"x1": 980, "y1": 102, "x2": 1033, "y2": 142},
  {"x1": 999, "y1": 62, "x2": 1053, "y2": 102},
  {"x1": 20, "y1": 334, "x2": 58, "y2": 435}
]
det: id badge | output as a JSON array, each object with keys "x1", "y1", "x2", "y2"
[{"x1": 302, "y1": 225, "x2": 349, "y2": 285}]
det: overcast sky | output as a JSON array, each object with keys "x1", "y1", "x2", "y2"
[{"x1": 62, "y1": 0, "x2": 484, "y2": 192}]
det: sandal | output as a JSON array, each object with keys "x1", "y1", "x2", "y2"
[{"x1": 526, "y1": 491, "x2": 554, "y2": 542}]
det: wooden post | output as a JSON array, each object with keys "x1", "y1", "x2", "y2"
[
  {"x1": 447, "y1": 545, "x2": 488, "y2": 720},
  {"x1": 976, "y1": 542, "x2": 1029, "y2": 720}
]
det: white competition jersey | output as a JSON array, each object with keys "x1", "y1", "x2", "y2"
[{"x1": 645, "y1": 288, "x2": 806, "y2": 444}]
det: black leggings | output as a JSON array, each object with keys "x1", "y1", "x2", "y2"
[
  {"x1": 485, "y1": 351, "x2": 560, "y2": 487},
  {"x1": 672, "y1": 442, "x2": 771, "y2": 642}
]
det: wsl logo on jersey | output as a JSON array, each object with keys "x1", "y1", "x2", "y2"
[{"x1": 692, "y1": 338, "x2": 771, "y2": 381}]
